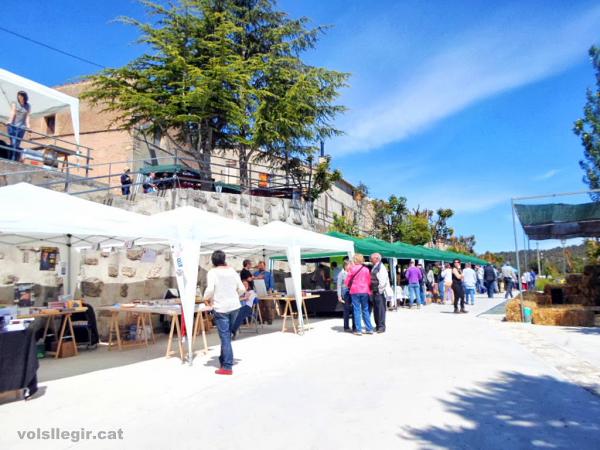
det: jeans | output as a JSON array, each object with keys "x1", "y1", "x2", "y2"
[
  {"x1": 214, "y1": 309, "x2": 239, "y2": 370},
  {"x1": 408, "y1": 283, "x2": 421, "y2": 306},
  {"x1": 8, "y1": 124, "x2": 25, "y2": 161},
  {"x1": 504, "y1": 279, "x2": 514, "y2": 299},
  {"x1": 342, "y1": 290, "x2": 354, "y2": 330},
  {"x1": 372, "y1": 292, "x2": 386, "y2": 332},
  {"x1": 465, "y1": 287, "x2": 476, "y2": 305},
  {"x1": 419, "y1": 284, "x2": 426, "y2": 305},
  {"x1": 484, "y1": 280, "x2": 495, "y2": 298},
  {"x1": 439, "y1": 282, "x2": 444, "y2": 301},
  {"x1": 231, "y1": 305, "x2": 252, "y2": 335},
  {"x1": 351, "y1": 293, "x2": 373, "y2": 333},
  {"x1": 121, "y1": 185, "x2": 131, "y2": 196}
]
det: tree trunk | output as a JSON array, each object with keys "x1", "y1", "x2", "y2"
[{"x1": 238, "y1": 145, "x2": 251, "y2": 192}]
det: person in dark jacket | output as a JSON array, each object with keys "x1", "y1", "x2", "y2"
[{"x1": 121, "y1": 168, "x2": 132, "y2": 195}]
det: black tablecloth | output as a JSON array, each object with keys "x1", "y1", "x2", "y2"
[
  {"x1": 0, "y1": 327, "x2": 39, "y2": 397},
  {"x1": 304, "y1": 290, "x2": 343, "y2": 315}
]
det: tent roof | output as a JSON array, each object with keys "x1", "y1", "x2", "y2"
[
  {"x1": 261, "y1": 222, "x2": 354, "y2": 255},
  {"x1": 0, "y1": 68, "x2": 80, "y2": 144},
  {"x1": 514, "y1": 202, "x2": 600, "y2": 240},
  {"x1": 0, "y1": 183, "x2": 156, "y2": 247}
]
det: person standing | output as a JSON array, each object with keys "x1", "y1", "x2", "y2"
[
  {"x1": 345, "y1": 254, "x2": 373, "y2": 335},
  {"x1": 476, "y1": 265, "x2": 485, "y2": 294},
  {"x1": 452, "y1": 259, "x2": 467, "y2": 313},
  {"x1": 203, "y1": 250, "x2": 246, "y2": 375},
  {"x1": 370, "y1": 253, "x2": 390, "y2": 333},
  {"x1": 120, "y1": 168, "x2": 132, "y2": 196},
  {"x1": 483, "y1": 263, "x2": 497, "y2": 298},
  {"x1": 502, "y1": 262, "x2": 517, "y2": 299},
  {"x1": 442, "y1": 263, "x2": 454, "y2": 304},
  {"x1": 7, "y1": 91, "x2": 31, "y2": 162},
  {"x1": 337, "y1": 260, "x2": 354, "y2": 332},
  {"x1": 417, "y1": 262, "x2": 427, "y2": 306},
  {"x1": 254, "y1": 260, "x2": 273, "y2": 325},
  {"x1": 331, "y1": 261, "x2": 341, "y2": 289},
  {"x1": 463, "y1": 262, "x2": 477, "y2": 306},
  {"x1": 405, "y1": 260, "x2": 423, "y2": 309},
  {"x1": 435, "y1": 263, "x2": 445, "y2": 304},
  {"x1": 529, "y1": 270, "x2": 537, "y2": 291}
]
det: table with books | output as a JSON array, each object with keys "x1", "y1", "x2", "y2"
[{"x1": 257, "y1": 293, "x2": 320, "y2": 334}]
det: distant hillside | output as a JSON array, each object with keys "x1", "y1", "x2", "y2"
[{"x1": 490, "y1": 243, "x2": 588, "y2": 274}]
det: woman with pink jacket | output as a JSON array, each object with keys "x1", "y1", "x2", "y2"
[{"x1": 345, "y1": 254, "x2": 373, "y2": 335}]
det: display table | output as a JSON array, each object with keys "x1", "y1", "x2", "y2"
[
  {"x1": 97, "y1": 304, "x2": 212, "y2": 360},
  {"x1": 258, "y1": 294, "x2": 320, "y2": 334},
  {"x1": 0, "y1": 328, "x2": 38, "y2": 399},
  {"x1": 19, "y1": 308, "x2": 87, "y2": 359}
]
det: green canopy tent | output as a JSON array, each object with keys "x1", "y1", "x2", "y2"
[{"x1": 514, "y1": 202, "x2": 600, "y2": 241}]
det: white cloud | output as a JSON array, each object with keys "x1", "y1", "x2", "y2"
[
  {"x1": 534, "y1": 169, "x2": 560, "y2": 181},
  {"x1": 406, "y1": 187, "x2": 511, "y2": 214},
  {"x1": 330, "y1": 4, "x2": 600, "y2": 155}
]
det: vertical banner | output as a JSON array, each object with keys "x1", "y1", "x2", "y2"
[
  {"x1": 286, "y1": 245, "x2": 304, "y2": 333},
  {"x1": 171, "y1": 240, "x2": 201, "y2": 364}
]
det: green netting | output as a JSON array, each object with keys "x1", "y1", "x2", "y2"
[{"x1": 515, "y1": 202, "x2": 600, "y2": 240}]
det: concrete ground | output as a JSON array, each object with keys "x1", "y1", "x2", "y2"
[{"x1": 1, "y1": 294, "x2": 600, "y2": 450}]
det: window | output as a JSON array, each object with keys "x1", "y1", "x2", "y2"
[
  {"x1": 314, "y1": 209, "x2": 319, "y2": 218},
  {"x1": 45, "y1": 115, "x2": 56, "y2": 135}
]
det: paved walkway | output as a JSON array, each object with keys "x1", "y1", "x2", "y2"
[{"x1": 1, "y1": 295, "x2": 600, "y2": 450}]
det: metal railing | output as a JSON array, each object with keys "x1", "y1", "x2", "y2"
[{"x1": 0, "y1": 121, "x2": 94, "y2": 176}]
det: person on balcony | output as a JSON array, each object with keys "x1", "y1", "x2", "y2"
[
  {"x1": 120, "y1": 168, "x2": 132, "y2": 195},
  {"x1": 7, "y1": 91, "x2": 31, "y2": 162}
]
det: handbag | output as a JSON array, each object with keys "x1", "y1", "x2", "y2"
[{"x1": 347, "y1": 265, "x2": 367, "y2": 291}]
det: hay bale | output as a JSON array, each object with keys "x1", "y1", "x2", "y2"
[
  {"x1": 532, "y1": 306, "x2": 595, "y2": 327},
  {"x1": 505, "y1": 298, "x2": 537, "y2": 322}
]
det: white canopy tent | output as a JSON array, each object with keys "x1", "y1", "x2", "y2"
[
  {"x1": 259, "y1": 220, "x2": 355, "y2": 334},
  {"x1": 0, "y1": 183, "x2": 160, "y2": 294},
  {"x1": 148, "y1": 208, "x2": 354, "y2": 363},
  {"x1": 0, "y1": 184, "x2": 354, "y2": 365},
  {"x1": 0, "y1": 67, "x2": 80, "y2": 144}
]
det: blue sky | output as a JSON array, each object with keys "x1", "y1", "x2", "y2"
[{"x1": 2, "y1": 0, "x2": 599, "y2": 252}]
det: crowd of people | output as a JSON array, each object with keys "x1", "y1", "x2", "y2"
[{"x1": 201, "y1": 248, "x2": 537, "y2": 375}]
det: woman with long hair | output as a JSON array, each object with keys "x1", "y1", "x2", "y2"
[
  {"x1": 7, "y1": 91, "x2": 31, "y2": 162},
  {"x1": 203, "y1": 250, "x2": 246, "y2": 375},
  {"x1": 451, "y1": 259, "x2": 467, "y2": 314}
]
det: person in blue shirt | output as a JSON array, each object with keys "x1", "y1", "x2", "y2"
[{"x1": 254, "y1": 261, "x2": 274, "y2": 324}]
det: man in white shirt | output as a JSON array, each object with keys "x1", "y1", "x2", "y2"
[
  {"x1": 463, "y1": 262, "x2": 477, "y2": 305},
  {"x1": 476, "y1": 265, "x2": 485, "y2": 293},
  {"x1": 370, "y1": 253, "x2": 391, "y2": 333}
]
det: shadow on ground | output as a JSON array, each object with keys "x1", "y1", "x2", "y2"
[
  {"x1": 562, "y1": 326, "x2": 600, "y2": 335},
  {"x1": 401, "y1": 371, "x2": 600, "y2": 449}
]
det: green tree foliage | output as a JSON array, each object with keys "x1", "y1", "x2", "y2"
[
  {"x1": 575, "y1": 46, "x2": 600, "y2": 199},
  {"x1": 329, "y1": 213, "x2": 359, "y2": 236},
  {"x1": 447, "y1": 235, "x2": 476, "y2": 255},
  {"x1": 371, "y1": 195, "x2": 408, "y2": 242},
  {"x1": 83, "y1": 0, "x2": 348, "y2": 193},
  {"x1": 430, "y1": 208, "x2": 454, "y2": 244},
  {"x1": 399, "y1": 211, "x2": 432, "y2": 245}
]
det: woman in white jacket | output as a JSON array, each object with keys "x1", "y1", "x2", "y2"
[{"x1": 203, "y1": 250, "x2": 245, "y2": 375}]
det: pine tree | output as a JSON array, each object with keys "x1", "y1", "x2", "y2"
[
  {"x1": 575, "y1": 46, "x2": 600, "y2": 199},
  {"x1": 83, "y1": 0, "x2": 348, "y2": 193}
]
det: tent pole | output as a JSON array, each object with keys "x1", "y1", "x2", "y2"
[
  {"x1": 66, "y1": 234, "x2": 72, "y2": 296},
  {"x1": 511, "y1": 199, "x2": 524, "y2": 322}
]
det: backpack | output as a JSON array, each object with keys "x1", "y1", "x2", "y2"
[{"x1": 483, "y1": 265, "x2": 495, "y2": 281}]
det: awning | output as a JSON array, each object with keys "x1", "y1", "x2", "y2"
[
  {"x1": 0, "y1": 67, "x2": 80, "y2": 144},
  {"x1": 514, "y1": 202, "x2": 600, "y2": 240}
]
